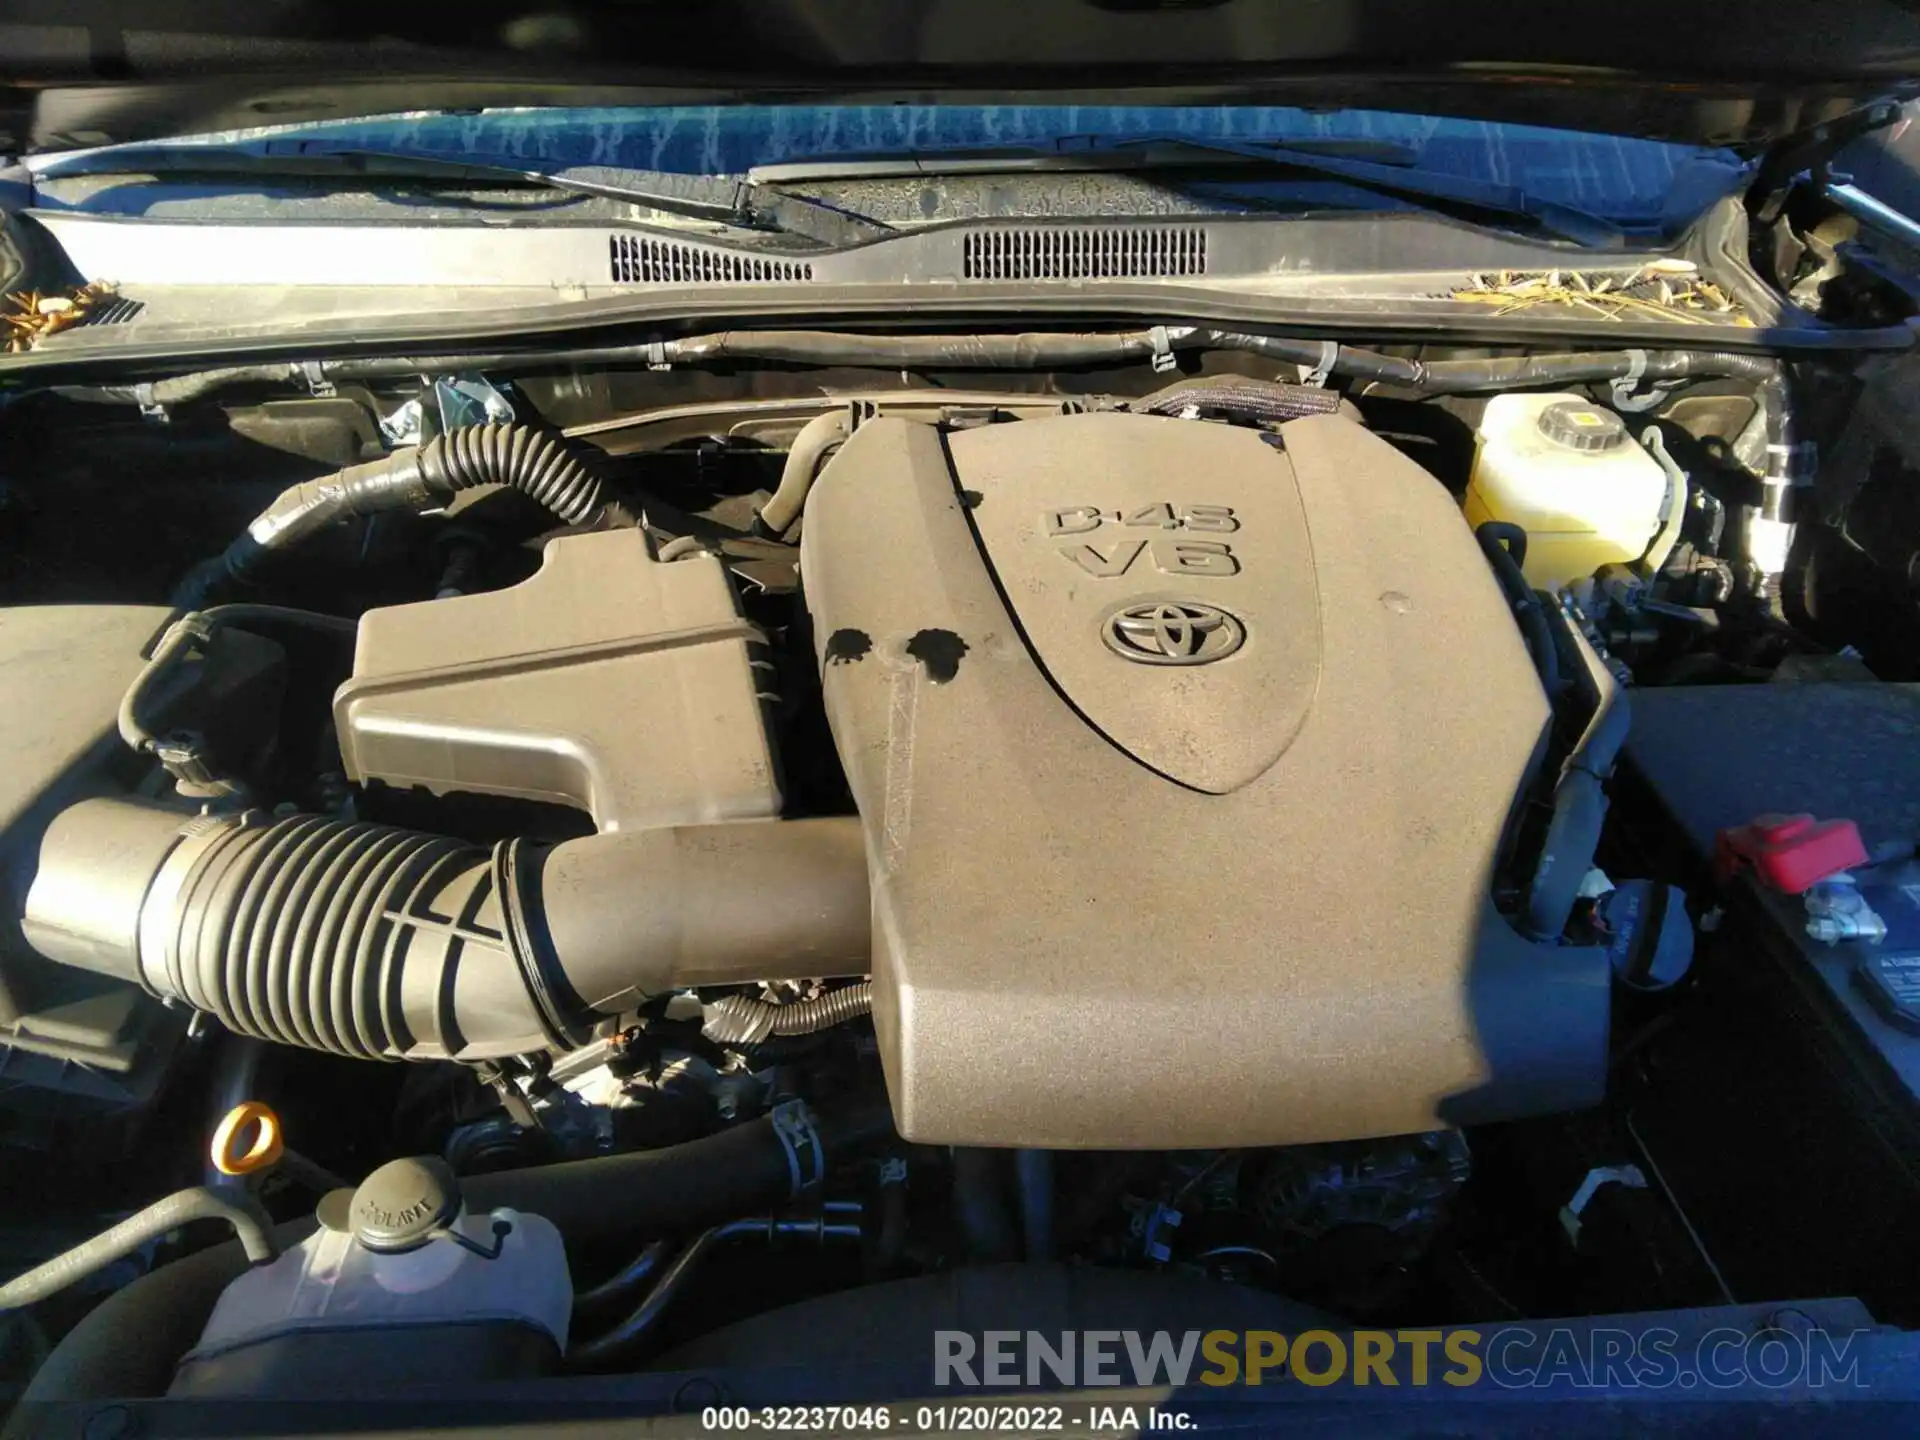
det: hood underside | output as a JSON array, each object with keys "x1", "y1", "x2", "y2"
[{"x1": 7, "y1": 0, "x2": 1920, "y2": 155}]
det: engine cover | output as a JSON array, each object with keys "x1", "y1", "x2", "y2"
[{"x1": 802, "y1": 411, "x2": 1608, "y2": 1149}]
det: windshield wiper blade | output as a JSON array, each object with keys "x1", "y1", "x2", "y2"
[
  {"x1": 749, "y1": 134, "x2": 1427, "y2": 182},
  {"x1": 753, "y1": 134, "x2": 1621, "y2": 246},
  {"x1": 29, "y1": 141, "x2": 893, "y2": 249}
]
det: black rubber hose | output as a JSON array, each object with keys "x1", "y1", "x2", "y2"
[
  {"x1": 1407, "y1": 348, "x2": 1776, "y2": 394},
  {"x1": 60, "y1": 333, "x2": 1785, "y2": 410},
  {"x1": 26, "y1": 1094, "x2": 895, "y2": 1402},
  {"x1": 409, "y1": 423, "x2": 605, "y2": 525},
  {"x1": 1015, "y1": 1150, "x2": 1056, "y2": 1264},
  {"x1": 117, "y1": 605, "x2": 357, "y2": 759},
  {"x1": 462, "y1": 1095, "x2": 894, "y2": 1247},
  {"x1": 186, "y1": 422, "x2": 621, "y2": 601},
  {"x1": 1476, "y1": 522, "x2": 1563, "y2": 703},
  {"x1": 0, "y1": 1187, "x2": 276, "y2": 1313},
  {"x1": 951, "y1": 1149, "x2": 1018, "y2": 1264}
]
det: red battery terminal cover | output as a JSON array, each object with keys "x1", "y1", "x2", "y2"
[{"x1": 1714, "y1": 813, "x2": 1869, "y2": 895}]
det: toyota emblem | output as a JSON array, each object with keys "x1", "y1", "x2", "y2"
[{"x1": 1102, "y1": 602, "x2": 1245, "y2": 665}]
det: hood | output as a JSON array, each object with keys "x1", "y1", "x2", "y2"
[{"x1": 6, "y1": 1, "x2": 1920, "y2": 157}]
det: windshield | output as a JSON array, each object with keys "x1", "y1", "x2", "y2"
[{"x1": 47, "y1": 104, "x2": 1747, "y2": 235}]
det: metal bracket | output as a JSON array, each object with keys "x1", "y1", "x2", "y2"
[
  {"x1": 771, "y1": 1099, "x2": 825, "y2": 1194},
  {"x1": 298, "y1": 360, "x2": 336, "y2": 399},
  {"x1": 1749, "y1": 98, "x2": 1908, "y2": 225},
  {"x1": 438, "y1": 1217, "x2": 513, "y2": 1262},
  {"x1": 1767, "y1": 440, "x2": 1820, "y2": 484},
  {"x1": 1558, "y1": 1164, "x2": 1648, "y2": 1245},
  {"x1": 1609, "y1": 350, "x2": 1676, "y2": 413},
  {"x1": 1147, "y1": 325, "x2": 1177, "y2": 374},
  {"x1": 1301, "y1": 339, "x2": 1340, "y2": 389}
]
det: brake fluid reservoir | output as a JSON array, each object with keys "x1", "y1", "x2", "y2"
[
  {"x1": 172, "y1": 1157, "x2": 570, "y2": 1396},
  {"x1": 1464, "y1": 392, "x2": 1681, "y2": 591}
]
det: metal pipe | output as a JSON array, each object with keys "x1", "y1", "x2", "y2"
[
  {"x1": 572, "y1": 1240, "x2": 672, "y2": 1318},
  {"x1": 567, "y1": 1205, "x2": 864, "y2": 1371}
]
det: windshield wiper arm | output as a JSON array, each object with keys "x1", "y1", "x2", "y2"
[
  {"x1": 30, "y1": 141, "x2": 893, "y2": 248},
  {"x1": 754, "y1": 134, "x2": 1621, "y2": 247}
]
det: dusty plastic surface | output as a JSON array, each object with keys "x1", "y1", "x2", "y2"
[
  {"x1": 177, "y1": 1205, "x2": 569, "y2": 1385},
  {"x1": 0, "y1": 603, "x2": 182, "y2": 1091},
  {"x1": 336, "y1": 528, "x2": 780, "y2": 832},
  {"x1": 802, "y1": 411, "x2": 1609, "y2": 1149},
  {"x1": 1465, "y1": 392, "x2": 1678, "y2": 590},
  {"x1": 24, "y1": 797, "x2": 870, "y2": 1062}
]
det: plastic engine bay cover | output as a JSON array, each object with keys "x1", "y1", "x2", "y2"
[{"x1": 802, "y1": 411, "x2": 1609, "y2": 1149}]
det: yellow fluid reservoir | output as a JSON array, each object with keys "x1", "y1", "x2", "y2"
[{"x1": 1464, "y1": 392, "x2": 1683, "y2": 591}]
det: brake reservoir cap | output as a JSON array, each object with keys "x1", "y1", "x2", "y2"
[
  {"x1": 347, "y1": 1155, "x2": 463, "y2": 1253},
  {"x1": 1537, "y1": 399, "x2": 1628, "y2": 452}
]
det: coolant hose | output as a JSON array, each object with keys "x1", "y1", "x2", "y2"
[
  {"x1": 1476, "y1": 522, "x2": 1562, "y2": 703},
  {"x1": 756, "y1": 409, "x2": 851, "y2": 538},
  {"x1": 0, "y1": 1186, "x2": 276, "y2": 1313},
  {"x1": 22, "y1": 798, "x2": 871, "y2": 1062},
  {"x1": 25, "y1": 1095, "x2": 895, "y2": 1401},
  {"x1": 188, "y1": 423, "x2": 627, "y2": 600},
  {"x1": 1522, "y1": 622, "x2": 1632, "y2": 942},
  {"x1": 117, "y1": 604, "x2": 358, "y2": 759}
]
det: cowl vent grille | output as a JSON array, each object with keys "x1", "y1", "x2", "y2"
[
  {"x1": 610, "y1": 235, "x2": 814, "y2": 284},
  {"x1": 964, "y1": 226, "x2": 1208, "y2": 281}
]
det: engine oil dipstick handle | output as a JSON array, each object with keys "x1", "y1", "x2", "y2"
[
  {"x1": 210, "y1": 1101, "x2": 283, "y2": 1178},
  {"x1": 209, "y1": 1101, "x2": 350, "y2": 1195}
]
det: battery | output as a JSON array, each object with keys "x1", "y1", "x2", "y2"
[{"x1": 1620, "y1": 680, "x2": 1920, "y2": 1323}]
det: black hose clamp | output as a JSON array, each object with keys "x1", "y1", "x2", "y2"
[{"x1": 770, "y1": 1100, "x2": 826, "y2": 1195}]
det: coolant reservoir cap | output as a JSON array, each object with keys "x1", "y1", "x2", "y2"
[
  {"x1": 1537, "y1": 400, "x2": 1628, "y2": 452},
  {"x1": 348, "y1": 1155, "x2": 463, "y2": 1253}
]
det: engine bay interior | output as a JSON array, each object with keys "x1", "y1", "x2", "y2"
[{"x1": 3, "y1": 323, "x2": 1920, "y2": 1404}]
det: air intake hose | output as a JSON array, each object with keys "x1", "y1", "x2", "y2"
[
  {"x1": 183, "y1": 423, "x2": 630, "y2": 603},
  {"x1": 22, "y1": 798, "x2": 870, "y2": 1062}
]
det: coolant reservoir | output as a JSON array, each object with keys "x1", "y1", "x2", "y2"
[
  {"x1": 171, "y1": 1158, "x2": 570, "y2": 1395},
  {"x1": 1464, "y1": 392, "x2": 1681, "y2": 591}
]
